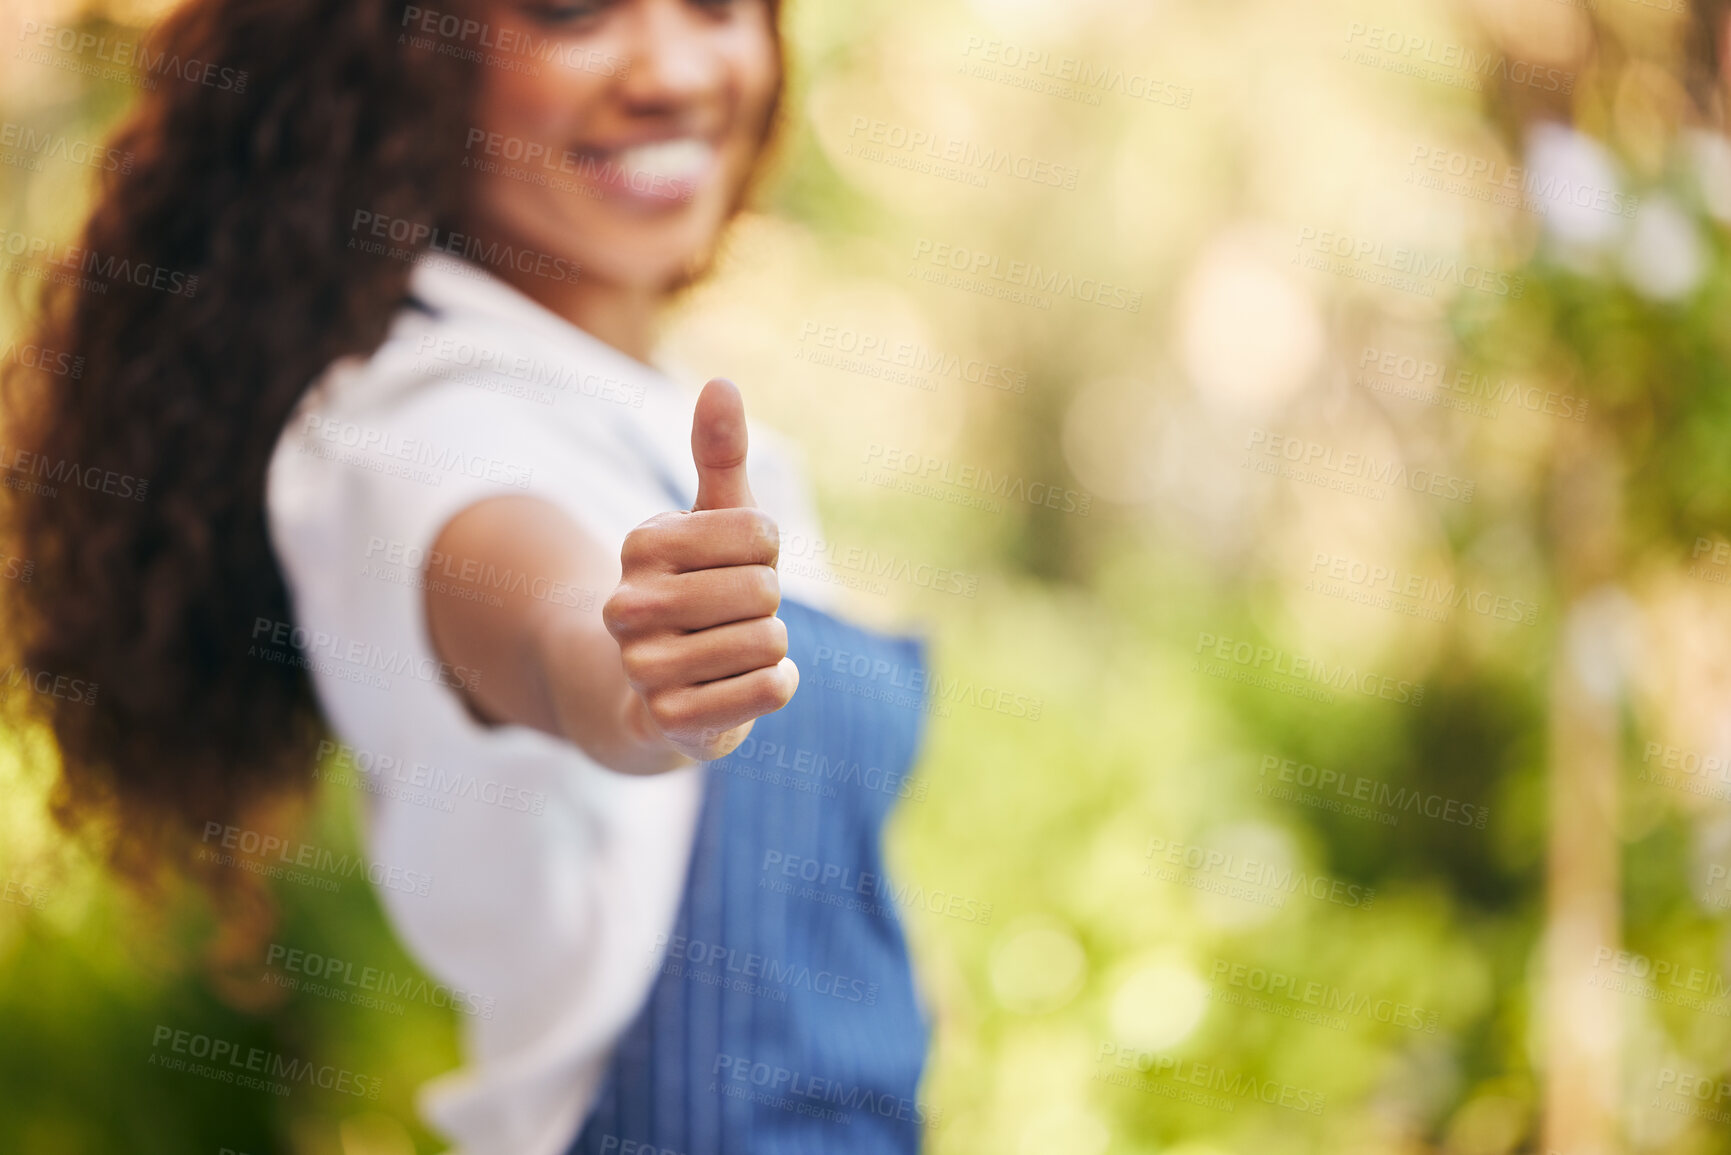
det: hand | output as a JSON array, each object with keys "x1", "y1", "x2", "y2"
[{"x1": 603, "y1": 378, "x2": 799, "y2": 762}]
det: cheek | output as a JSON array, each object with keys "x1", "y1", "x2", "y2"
[
  {"x1": 721, "y1": 20, "x2": 781, "y2": 123},
  {"x1": 476, "y1": 68, "x2": 598, "y2": 152}
]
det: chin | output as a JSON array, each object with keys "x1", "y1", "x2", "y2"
[
  {"x1": 573, "y1": 210, "x2": 734, "y2": 292},
  {"x1": 565, "y1": 239, "x2": 697, "y2": 293}
]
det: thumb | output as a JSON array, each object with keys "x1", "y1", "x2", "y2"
[{"x1": 690, "y1": 377, "x2": 756, "y2": 511}]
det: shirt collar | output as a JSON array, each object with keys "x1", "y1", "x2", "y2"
[{"x1": 406, "y1": 253, "x2": 671, "y2": 387}]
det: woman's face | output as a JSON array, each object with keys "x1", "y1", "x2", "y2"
[{"x1": 460, "y1": 0, "x2": 779, "y2": 295}]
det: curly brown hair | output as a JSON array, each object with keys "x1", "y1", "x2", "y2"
[
  {"x1": 0, "y1": 0, "x2": 785, "y2": 890},
  {"x1": 1689, "y1": 0, "x2": 1731, "y2": 113}
]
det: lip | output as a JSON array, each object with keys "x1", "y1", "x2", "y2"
[{"x1": 566, "y1": 134, "x2": 718, "y2": 208}]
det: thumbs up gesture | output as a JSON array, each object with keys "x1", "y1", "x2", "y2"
[{"x1": 603, "y1": 379, "x2": 799, "y2": 762}]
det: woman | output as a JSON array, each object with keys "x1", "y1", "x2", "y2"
[{"x1": 0, "y1": 0, "x2": 933, "y2": 1152}]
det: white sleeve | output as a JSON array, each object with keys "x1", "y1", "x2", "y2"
[{"x1": 266, "y1": 355, "x2": 704, "y2": 1155}]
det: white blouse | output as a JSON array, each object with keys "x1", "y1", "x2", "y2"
[{"x1": 264, "y1": 254, "x2": 837, "y2": 1155}]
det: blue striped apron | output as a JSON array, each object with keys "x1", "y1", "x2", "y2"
[{"x1": 568, "y1": 433, "x2": 933, "y2": 1154}]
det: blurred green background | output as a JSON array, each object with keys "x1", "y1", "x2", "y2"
[{"x1": 3, "y1": 0, "x2": 1729, "y2": 1151}]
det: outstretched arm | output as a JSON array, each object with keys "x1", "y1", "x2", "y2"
[{"x1": 420, "y1": 378, "x2": 800, "y2": 774}]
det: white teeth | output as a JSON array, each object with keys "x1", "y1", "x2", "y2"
[{"x1": 614, "y1": 137, "x2": 713, "y2": 182}]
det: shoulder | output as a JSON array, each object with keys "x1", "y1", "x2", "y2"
[
  {"x1": 267, "y1": 296, "x2": 664, "y2": 564},
  {"x1": 264, "y1": 257, "x2": 838, "y2": 605}
]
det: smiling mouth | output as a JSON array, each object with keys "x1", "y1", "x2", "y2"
[{"x1": 570, "y1": 136, "x2": 717, "y2": 205}]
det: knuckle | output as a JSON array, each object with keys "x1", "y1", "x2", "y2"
[
  {"x1": 773, "y1": 660, "x2": 799, "y2": 708},
  {"x1": 618, "y1": 527, "x2": 655, "y2": 570},
  {"x1": 745, "y1": 509, "x2": 779, "y2": 549},
  {"x1": 606, "y1": 583, "x2": 673, "y2": 636},
  {"x1": 646, "y1": 690, "x2": 692, "y2": 734},
  {"x1": 618, "y1": 644, "x2": 659, "y2": 688},
  {"x1": 754, "y1": 669, "x2": 794, "y2": 714},
  {"x1": 760, "y1": 616, "x2": 789, "y2": 663},
  {"x1": 694, "y1": 724, "x2": 734, "y2": 757},
  {"x1": 621, "y1": 515, "x2": 680, "y2": 568},
  {"x1": 746, "y1": 565, "x2": 780, "y2": 612},
  {"x1": 601, "y1": 589, "x2": 634, "y2": 636},
  {"x1": 602, "y1": 587, "x2": 646, "y2": 636}
]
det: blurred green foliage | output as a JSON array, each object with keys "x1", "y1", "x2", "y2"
[{"x1": 6, "y1": 0, "x2": 1731, "y2": 1152}]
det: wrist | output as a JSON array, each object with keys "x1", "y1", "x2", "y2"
[
  {"x1": 531, "y1": 606, "x2": 691, "y2": 775},
  {"x1": 613, "y1": 688, "x2": 696, "y2": 774}
]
